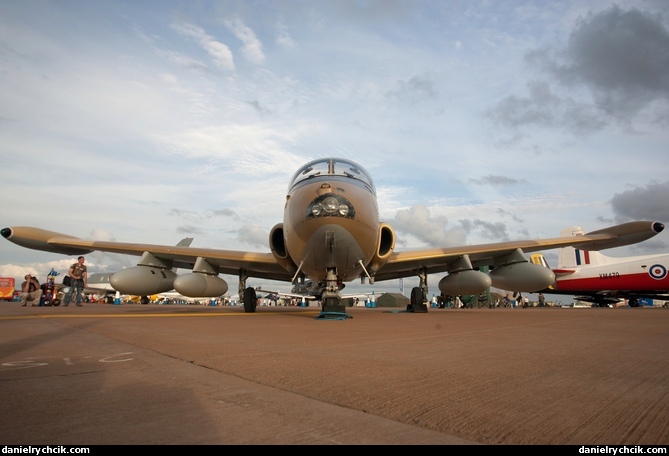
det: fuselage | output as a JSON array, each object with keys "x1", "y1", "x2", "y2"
[
  {"x1": 553, "y1": 258, "x2": 669, "y2": 293},
  {"x1": 282, "y1": 158, "x2": 381, "y2": 283}
]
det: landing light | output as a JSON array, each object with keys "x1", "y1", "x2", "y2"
[
  {"x1": 306, "y1": 194, "x2": 355, "y2": 219},
  {"x1": 323, "y1": 196, "x2": 339, "y2": 213}
]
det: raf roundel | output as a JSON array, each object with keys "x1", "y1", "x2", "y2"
[{"x1": 648, "y1": 264, "x2": 668, "y2": 280}]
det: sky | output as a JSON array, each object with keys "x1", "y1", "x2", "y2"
[{"x1": 1, "y1": 0, "x2": 669, "y2": 302}]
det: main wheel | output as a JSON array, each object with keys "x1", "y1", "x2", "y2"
[
  {"x1": 410, "y1": 287, "x2": 424, "y2": 308},
  {"x1": 140, "y1": 296, "x2": 150, "y2": 305},
  {"x1": 243, "y1": 287, "x2": 257, "y2": 313}
]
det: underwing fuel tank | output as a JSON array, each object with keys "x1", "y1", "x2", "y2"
[
  {"x1": 438, "y1": 270, "x2": 492, "y2": 296},
  {"x1": 110, "y1": 267, "x2": 177, "y2": 296},
  {"x1": 173, "y1": 274, "x2": 228, "y2": 297},
  {"x1": 489, "y1": 262, "x2": 556, "y2": 292}
]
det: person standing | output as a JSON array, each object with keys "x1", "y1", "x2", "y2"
[
  {"x1": 62, "y1": 256, "x2": 88, "y2": 307},
  {"x1": 20, "y1": 274, "x2": 42, "y2": 306},
  {"x1": 538, "y1": 293, "x2": 545, "y2": 307}
]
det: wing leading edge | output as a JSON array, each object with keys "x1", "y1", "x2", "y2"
[
  {"x1": 0, "y1": 226, "x2": 292, "y2": 282},
  {"x1": 0, "y1": 221, "x2": 664, "y2": 281},
  {"x1": 375, "y1": 221, "x2": 665, "y2": 281},
  {"x1": 1, "y1": 221, "x2": 662, "y2": 286}
]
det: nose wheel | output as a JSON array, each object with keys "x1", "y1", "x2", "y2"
[{"x1": 319, "y1": 268, "x2": 349, "y2": 318}]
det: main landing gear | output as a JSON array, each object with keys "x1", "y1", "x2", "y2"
[
  {"x1": 239, "y1": 271, "x2": 257, "y2": 313},
  {"x1": 407, "y1": 287, "x2": 428, "y2": 313},
  {"x1": 243, "y1": 287, "x2": 257, "y2": 313},
  {"x1": 406, "y1": 269, "x2": 428, "y2": 313}
]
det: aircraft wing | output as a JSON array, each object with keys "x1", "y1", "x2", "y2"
[
  {"x1": 373, "y1": 221, "x2": 663, "y2": 282},
  {"x1": 1, "y1": 226, "x2": 292, "y2": 282},
  {"x1": 0, "y1": 221, "x2": 662, "y2": 285}
]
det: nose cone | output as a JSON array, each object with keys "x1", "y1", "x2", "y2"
[
  {"x1": 653, "y1": 222, "x2": 665, "y2": 234},
  {"x1": 1, "y1": 227, "x2": 12, "y2": 239}
]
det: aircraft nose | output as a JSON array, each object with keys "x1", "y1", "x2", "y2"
[
  {"x1": 1, "y1": 227, "x2": 12, "y2": 239},
  {"x1": 653, "y1": 222, "x2": 665, "y2": 234}
]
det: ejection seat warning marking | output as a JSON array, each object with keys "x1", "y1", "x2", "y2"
[{"x1": 1, "y1": 352, "x2": 135, "y2": 370}]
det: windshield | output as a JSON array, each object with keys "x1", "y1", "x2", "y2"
[{"x1": 289, "y1": 158, "x2": 375, "y2": 193}]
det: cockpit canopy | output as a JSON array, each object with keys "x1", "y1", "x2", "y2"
[{"x1": 289, "y1": 158, "x2": 375, "y2": 194}]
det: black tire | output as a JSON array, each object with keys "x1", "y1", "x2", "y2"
[
  {"x1": 140, "y1": 296, "x2": 150, "y2": 305},
  {"x1": 243, "y1": 287, "x2": 257, "y2": 313},
  {"x1": 410, "y1": 287, "x2": 424, "y2": 308}
]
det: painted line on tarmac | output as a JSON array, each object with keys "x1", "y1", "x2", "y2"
[{"x1": 0, "y1": 310, "x2": 322, "y2": 320}]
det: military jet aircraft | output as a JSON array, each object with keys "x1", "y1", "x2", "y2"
[
  {"x1": 1, "y1": 157, "x2": 664, "y2": 316},
  {"x1": 530, "y1": 226, "x2": 669, "y2": 307}
]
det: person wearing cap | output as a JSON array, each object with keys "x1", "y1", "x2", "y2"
[{"x1": 20, "y1": 274, "x2": 42, "y2": 307}]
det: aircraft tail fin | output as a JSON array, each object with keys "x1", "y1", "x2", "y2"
[
  {"x1": 558, "y1": 226, "x2": 611, "y2": 269},
  {"x1": 529, "y1": 253, "x2": 550, "y2": 269},
  {"x1": 170, "y1": 237, "x2": 194, "y2": 272},
  {"x1": 176, "y1": 237, "x2": 194, "y2": 248},
  {"x1": 530, "y1": 253, "x2": 574, "y2": 283}
]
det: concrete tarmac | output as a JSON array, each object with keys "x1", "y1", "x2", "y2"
[{"x1": 1, "y1": 303, "x2": 668, "y2": 445}]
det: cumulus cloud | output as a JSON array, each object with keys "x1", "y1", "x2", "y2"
[
  {"x1": 610, "y1": 181, "x2": 669, "y2": 223},
  {"x1": 390, "y1": 205, "x2": 466, "y2": 247},
  {"x1": 538, "y1": 6, "x2": 669, "y2": 124},
  {"x1": 608, "y1": 181, "x2": 669, "y2": 252},
  {"x1": 236, "y1": 224, "x2": 269, "y2": 247},
  {"x1": 460, "y1": 219, "x2": 510, "y2": 241},
  {"x1": 486, "y1": 5, "x2": 669, "y2": 140},
  {"x1": 485, "y1": 81, "x2": 606, "y2": 136}
]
